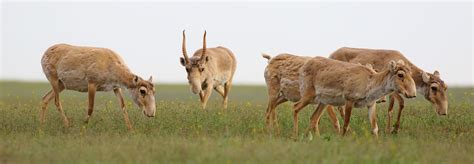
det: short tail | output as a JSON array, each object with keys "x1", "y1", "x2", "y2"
[{"x1": 261, "y1": 53, "x2": 272, "y2": 62}]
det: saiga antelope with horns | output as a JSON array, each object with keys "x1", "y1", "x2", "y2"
[
  {"x1": 329, "y1": 47, "x2": 448, "y2": 133},
  {"x1": 180, "y1": 31, "x2": 237, "y2": 109},
  {"x1": 295, "y1": 57, "x2": 417, "y2": 137},
  {"x1": 41, "y1": 44, "x2": 156, "y2": 130}
]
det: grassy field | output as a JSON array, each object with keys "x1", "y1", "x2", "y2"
[{"x1": 0, "y1": 81, "x2": 473, "y2": 163}]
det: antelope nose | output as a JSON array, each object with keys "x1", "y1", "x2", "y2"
[{"x1": 144, "y1": 111, "x2": 154, "y2": 117}]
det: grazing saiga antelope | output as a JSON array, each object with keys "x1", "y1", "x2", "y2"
[
  {"x1": 262, "y1": 54, "x2": 378, "y2": 135},
  {"x1": 262, "y1": 53, "x2": 343, "y2": 134},
  {"x1": 179, "y1": 31, "x2": 237, "y2": 109},
  {"x1": 329, "y1": 47, "x2": 448, "y2": 133},
  {"x1": 295, "y1": 57, "x2": 417, "y2": 137},
  {"x1": 41, "y1": 44, "x2": 156, "y2": 130}
]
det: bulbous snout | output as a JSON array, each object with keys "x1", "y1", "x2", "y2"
[
  {"x1": 191, "y1": 87, "x2": 201, "y2": 94},
  {"x1": 402, "y1": 78, "x2": 417, "y2": 99},
  {"x1": 189, "y1": 80, "x2": 202, "y2": 94},
  {"x1": 143, "y1": 110, "x2": 155, "y2": 117},
  {"x1": 436, "y1": 102, "x2": 448, "y2": 116},
  {"x1": 142, "y1": 96, "x2": 156, "y2": 118}
]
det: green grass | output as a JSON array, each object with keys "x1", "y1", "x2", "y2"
[{"x1": 0, "y1": 81, "x2": 473, "y2": 163}]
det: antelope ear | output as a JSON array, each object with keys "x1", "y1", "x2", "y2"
[
  {"x1": 180, "y1": 57, "x2": 186, "y2": 66},
  {"x1": 397, "y1": 60, "x2": 405, "y2": 65},
  {"x1": 433, "y1": 70, "x2": 440, "y2": 78},
  {"x1": 389, "y1": 60, "x2": 397, "y2": 72},
  {"x1": 422, "y1": 71, "x2": 430, "y2": 83},
  {"x1": 148, "y1": 76, "x2": 153, "y2": 82},
  {"x1": 133, "y1": 75, "x2": 140, "y2": 85}
]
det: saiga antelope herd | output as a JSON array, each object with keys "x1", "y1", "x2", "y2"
[{"x1": 39, "y1": 30, "x2": 449, "y2": 138}]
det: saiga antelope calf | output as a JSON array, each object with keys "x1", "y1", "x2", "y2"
[
  {"x1": 295, "y1": 57, "x2": 417, "y2": 137},
  {"x1": 330, "y1": 47, "x2": 448, "y2": 133},
  {"x1": 41, "y1": 44, "x2": 156, "y2": 130},
  {"x1": 180, "y1": 31, "x2": 237, "y2": 109}
]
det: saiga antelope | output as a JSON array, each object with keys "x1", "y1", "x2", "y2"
[
  {"x1": 330, "y1": 47, "x2": 448, "y2": 133},
  {"x1": 262, "y1": 54, "x2": 378, "y2": 135},
  {"x1": 41, "y1": 44, "x2": 156, "y2": 130},
  {"x1": 295, "y1": 57, "x2": 417, "y2": 137},
  {"x1": 262, "y1": 53, "x2": 343, "y2": 134},
  {"x1": 180, "y1": 30, "x2": 237, "y2": 109}
]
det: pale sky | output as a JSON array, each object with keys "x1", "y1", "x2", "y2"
[{"x1": 1, "y1": 1, "x2": 473, "y2": 85}]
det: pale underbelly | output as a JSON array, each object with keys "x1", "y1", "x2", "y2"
[
  {"x1": 58, "y1": 76, "x2": 119, "y2": 92},
  {"x1": 212, "y1": 74, "x2": 230, "y2": 87},
  {"x1": 58, "y1": 78, "x2": 88, "y2": 92},
  {"x1": 315, "y1": 94, "x2": 346, "y2": 106},
  {"x1": 314, "y1": 90, "x2": 374, "y2": 108},
  {"x1": 314, "y1": 87, "x2": 346, "y2": 106}
]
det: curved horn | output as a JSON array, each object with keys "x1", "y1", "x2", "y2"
[
  {"x1": 182, "y1": 30, "x2": 190, "y2": 63},
  {"x1": 201, "y1": 30, "x2": 207, "y2": 57}
]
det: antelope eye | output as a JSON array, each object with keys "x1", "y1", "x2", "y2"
[
  {"x1": 199, "y1": 68, "x2": 205, "y2": 72},
  {"x1": 397, "y1": 73, "x2": 404, "y2": 78},
  {"x1": 185, "y1": 68, "x2": 190, "y2": 73},
  {"x1": 140, "y1": 89, "x2": 147, "y2": 96},
  {"x1": 431, "y1": 86, "x2": 438, "y2": 91}
]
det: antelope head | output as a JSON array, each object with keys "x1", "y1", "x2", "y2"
[
  {"x1": 180, "y1": 30, "x2": 211, "y2": 94},
  {"x1": 421, "y1": 70, "x2": 448, "y2": 115},
  {"x1": 387, "y1": 60, "x2": 417, "y2": 99},
  {"x1": 130, "y1": 76, "x2": 156, "y2": 117}
]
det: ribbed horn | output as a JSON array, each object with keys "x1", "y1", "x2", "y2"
[
  {"x1": 201, "y1": 30, "x2": 207, "y2": 57},
  {"x1": 182, "y1": 30, "x2": 190, "y2": 63}
]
